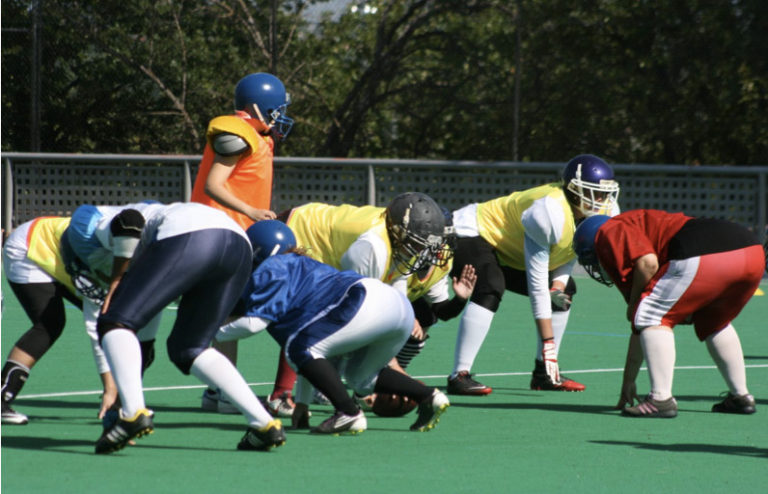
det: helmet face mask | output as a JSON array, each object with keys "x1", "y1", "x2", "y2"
[
  {"x1": 563, "y1": 154, "x2": 620, "y2": 217},
  {"x1": 386, "y1": 192, "x2": 450, "y2": 276},
  {"x1": 579, "y1": 251, "x2": 614, "y2": 287},
  {"x1": 573, "y1": 214, "x2": 613, "y2": 286},
  {"x1": 234, "y1": 73, "x2": 294, "y2": 140}
]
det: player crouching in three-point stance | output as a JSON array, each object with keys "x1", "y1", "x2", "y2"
[
  {"x1": 574, "y1": 210, "x2": 764, "y2": 418},
  {"x1": 95, "y1": 202, "x2": 284, "y2": 454},
  {"x1": 445, "y1": 154, "x2": 620, "y2": 395},
  {"x1": 217, "y1": 220, "x2": 450, "y2": 435}
]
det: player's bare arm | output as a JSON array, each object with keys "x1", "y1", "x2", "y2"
[
  {"x1": 205, "y1": 154, "x2": 276, "y2": 221},
  {"x1": 101, "y1": 256, "x2": 131, "y2": 314},
  {"x1": 627, "y1": 253, "x2": 659, "y2": 321},
  {"x1": 615, "y1": 332, "x2": 643, "y2": 409}
]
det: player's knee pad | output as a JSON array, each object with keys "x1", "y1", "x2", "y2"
[
  {"x1": 15, "y1": 322, "x2": 63, "y2": 360},
  {"x1": 470, "y1": 265, "x2": 504, "y2": 312},
  {"x1": 96, "y1": 320, "x2": 135, "y2": 342},
  {"x1": 166, "y1": 342, "x2": 203, "y2": 375},
  {"x1": 471, "y1": 291, "x2": 502, "y2": 312}
]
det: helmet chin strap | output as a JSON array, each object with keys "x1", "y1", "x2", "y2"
[{"x1": 248, "y1": 103, "x2": 274, "y2": 132}]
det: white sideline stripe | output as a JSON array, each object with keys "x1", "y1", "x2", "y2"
[{"x1": 16, "y1": 364, "x2": 768, "y2": 400}]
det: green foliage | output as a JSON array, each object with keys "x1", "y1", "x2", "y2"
[{"x1": 2, "y1": 0, "x2": 766, "y2": 163}]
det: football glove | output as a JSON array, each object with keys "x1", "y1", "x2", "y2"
[
  {"x1": 549, "y1": 288, "x2": 571, "y2": 309},
  {"x1": 542, "y1": 339, "x2": 561, "y2": 384}
]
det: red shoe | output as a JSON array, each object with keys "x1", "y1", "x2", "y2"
[
  {"x1": 530, "y1": 373, "x2": 586, "y2": 392},
  {"x1": 530, "y1": 360, "x2": 585, "y2": 392}
]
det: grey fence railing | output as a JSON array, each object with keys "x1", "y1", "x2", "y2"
[{"x1": 2, "y1": 152, "x2": 766, "y2": 245}]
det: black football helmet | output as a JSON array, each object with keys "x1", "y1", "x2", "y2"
[{"x1": 385, "y1": 192, "x2": 448, "y2": 275}]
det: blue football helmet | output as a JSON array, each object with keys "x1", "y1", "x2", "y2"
[
  {"x1": 562, "y1": 154, "x2": 620, "y2": 217},
  {"x1": 234, "y1": 72, "x2": 294, "y2": 140},
  {"x1": 573, "y1": 214, "x2": 612, "y2": 286},
  {"x1": 246, "y1": 220, "x2": 296, "y2": 267}
]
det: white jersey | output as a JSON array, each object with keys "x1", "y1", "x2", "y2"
[
  {"x1": 135, "y1": 202, "x2": 248, "y2": 256},
  {"x1": 453, "y1": 199, "x2": 619, "y2": 319},
  {"x1": 339, "y1": 229, "x2": 409, "y2": 294},
  {"x1": 69, "y1": 202, "x2": 168, "y2": 282}
]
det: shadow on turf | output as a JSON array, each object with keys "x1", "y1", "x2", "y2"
[
  {"x1": 449, "y1": 400, "x2": 616, "y2": 415},
  {"x1": 1, "y1": 435, "x2": 96, "y2": 454},
  {"x1": 445, "y1": 391, "x2": 768, "y2": 414},
  {"x1": 590, "y1": 440, "x2": 768, "y2": 458}
]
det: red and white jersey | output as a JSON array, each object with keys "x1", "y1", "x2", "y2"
[
  {"x1": 595, "y1": 209, "x2": 764, "y2": 338},
  {"x1": 594, "y1": 209, "x2": 690, "y2": 296}
]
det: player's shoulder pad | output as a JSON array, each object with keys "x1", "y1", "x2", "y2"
[
  {"x1": 212, "y1": 132, "x2": 250, "y2": 157},
  {"x1": 110, "y1": 209, "x2": 145, "y2": 238},
  {"x1": 207, "y1": 115, "x2": 262, "y2": 153}
]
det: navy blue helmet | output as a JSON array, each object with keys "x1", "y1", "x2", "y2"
[
  {"x1": 573, "y1": 214, "x2": 612, "y2": 286},
  {"x1": 245, "y1": 220, "x2": 296, "y2": 267},
  {"x1": 562, "y1": 154, "x2": 620, "y2": 217}
]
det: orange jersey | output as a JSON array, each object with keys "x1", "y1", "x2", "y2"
[{"x1": 191, "y1": 112, "x2": 274, "y2": 230}]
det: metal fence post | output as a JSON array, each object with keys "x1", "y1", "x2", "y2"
[
  {"x1": 2, "y1": 158, "x2": 13, "y2": 235},
  {"x1": 183, "y1": 160, "x2": 192, "y2": 202},
  {"x1": 367, "y1": 164, "x2": 376, "y2": 206}
]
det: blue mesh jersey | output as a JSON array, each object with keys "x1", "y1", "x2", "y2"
[{"x1": 240, "y1": 253, "x2": 365, "y2": 347}]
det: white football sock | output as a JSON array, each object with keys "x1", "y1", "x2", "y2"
[
  {"x1": 101, "y1": 329, "x2": 145, "y2": 416},
  {"x1": 705, "y1": 324, "x2": 749, "y2": 396},
  {"x1": 190, "y1": 348, "x2": 273, "y2": 427},
  {"x1": 639, "y1": 327, "x2": 675, "y2": 401},
  {"x1": 535, "y1": 310, "x2": 570, "y2": 360},
  {"x1": 452, "y1": 302, "x2": 495, "y2": 377}
]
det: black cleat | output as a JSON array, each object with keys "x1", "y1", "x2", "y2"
[
  {"x1": 712, "y1": 393, "x2": 756, "y2": 414},
  {"x1": 1, "y1": 401, "x2": 29, "y2": 425},
  {"x1": 446, "y1": 371, "x2": 492, "y2": 396},
  {"x1": 95, "y1": 408, "x2": 154, "y2": 454},
  {"x1": 310, "y1": 410, "x2": 367, "y2": 435},
  {"x1": 238, "y1": 419, "x2": 287, "y2": 451},
  {"x1": 410, "y1": 389, "x2": 450, "y2": 432}
]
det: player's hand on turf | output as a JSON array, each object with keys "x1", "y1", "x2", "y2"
[
  {"x1": 98, "y1": 386, "x2": 119, "y2": 420},
  {"x1": 549, "y1": 288, "x2": 571, "y2": 309},
  {"x1": 542, "y1": 339, "x2": 561, "y2": 384},
  {"x1": 452, "y1": 264, "x2": 477, "y2": 300},
  {"x1": 615, "y1": 381, "x2": 640, "y2": 409},
  {"x1": 411, "y1": 318, "x2": 425, "y2": 341}
]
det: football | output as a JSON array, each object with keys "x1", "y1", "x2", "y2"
[{"x1": 371, "y1": 392, "x2": 418, "y2": 417}]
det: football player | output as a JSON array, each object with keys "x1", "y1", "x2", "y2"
[
  {"x1": 574, "y1": 210, "x2": 764, "y2": 417},
  {"x1": 217, "y1": 220, "x2": 451, "y2": 434},
  {"x1": 445, "y1": 154, "x2": 620, "y2": 395},
  {"x1": 191, "y1": 71, "x2": 292, "y2": 228},
  {"x1": 94, "y1": 202, "x2": 283, "y2": 454},
  {"x1": 191, "y1": 72, "x2": 293, "y2": 415},
  {"x1": 260, "y1": 192, "x2": 467, "y2": 417},
  {"x1": 2, "y1": 215, "x2": 81, "y2": 425},
  {"x1": 1, "y1": 202, "x2": 162, "y2": 425}
]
